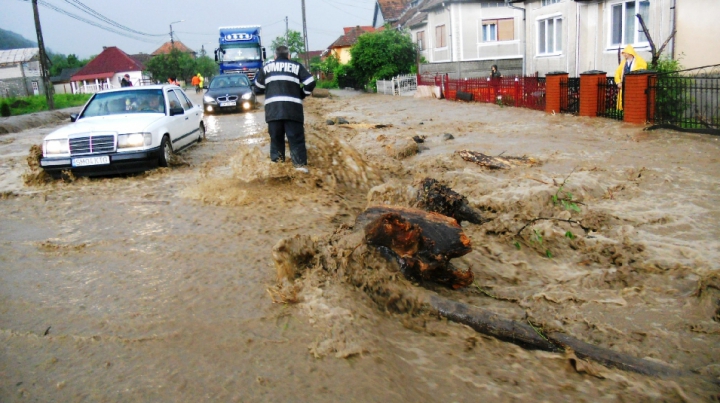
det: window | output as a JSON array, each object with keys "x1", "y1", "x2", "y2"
[
  {"x1": 482, "y1": 23, "x2": 497, "y2": 42},
  {"x1": 417, "y1": 31, "x2": 425, "y2": 51},
  {"x1": 435, "y1": 25, "x2": 446, "y2": 48},
  {"x1": 541, "y1": 0, "x2": 562, "y2": 5},
  {"x1": 537, "y1": 16, "x2": 563, "y2": 55},
  {"x1": 482, "y1": 19, "x2": 514, "y2": 42},
  {"x1": 610, "y1": 1, "x2": 650, "y2": 47}
]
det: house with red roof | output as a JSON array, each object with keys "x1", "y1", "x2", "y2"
[
  {"x1": 70, "y1": 46, "x2": 146, "y2": 93},
  {"x1": 328, "y1": 26, "x2": 377, "y2": 65},
  {"x1": 151, "y1": 41, "x2": 196, "y2": 58},
  {"x1": 373, "y1": 0, "x2": 411, "y2": 28}
]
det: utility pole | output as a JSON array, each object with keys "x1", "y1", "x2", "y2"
[
  {"x1": 170, "y1": 24, "x2": 174, "y2": 46},
  {"x1": 31, "y1": 0, "x2": 54, "y2": 110},
  {"x1": 285, "y1": 16, "x2": 289, "y2": 47},
  {"x1": 300, "y1": 0, "x2": 310, "y2": 68}
]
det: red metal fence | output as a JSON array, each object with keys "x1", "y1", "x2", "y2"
[{"x1": 417, "y1": 73, "x2": 546, "y2": 111}]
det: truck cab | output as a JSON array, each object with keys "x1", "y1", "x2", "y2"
[{"x1": 215, "y1": 25, "x2": 266, "y2": 81}]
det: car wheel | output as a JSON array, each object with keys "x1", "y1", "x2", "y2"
[
  {"x1": 197, "y1": 123, "x2": 205, "y2": 143},
  {"x1": 159, "y1": 135, "x2": 173, "y2": 167}
]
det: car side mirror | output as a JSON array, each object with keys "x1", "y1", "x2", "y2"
[
  {"x1": 70, "y1": 113, "x2": 78, "y2": 122},
  {"x1": 169, "y1": 106, "x2": 185, "y2": 116},
  {"x1": 261, "y1": 47, "x2": 267, "y2": 61}
]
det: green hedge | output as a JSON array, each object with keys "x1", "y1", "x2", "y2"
[{"x1": 1, "y1": 93, "x2": 92, "y2": 116}]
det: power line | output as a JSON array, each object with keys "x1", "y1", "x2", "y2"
[
  {"x1": 15, "y1": 0, "x2": 159, "y2": 44},
  {"x1": 60, "y1": 0, "x2": 165, "y2": 37}
]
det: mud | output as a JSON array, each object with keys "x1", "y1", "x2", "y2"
[{"x1": 0, "y1": 90, "x2": 719, "y2": 401}]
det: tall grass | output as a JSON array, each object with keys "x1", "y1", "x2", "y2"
[{"x1": 0, "y1": 93, "x2": 92, "y2": 116}]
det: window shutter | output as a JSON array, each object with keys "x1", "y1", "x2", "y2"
[{"x1": 498, "y1": 19, "x2": 514, "y2": 41}]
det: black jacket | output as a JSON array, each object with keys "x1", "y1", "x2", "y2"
[{"x1": 254, "y1": 57, "x2": 316, "y2": 123}]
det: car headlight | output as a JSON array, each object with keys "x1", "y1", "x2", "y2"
[
  {"x1": 118, "y1": 133, "x2": 152, "y2": 148},
  {"x1": 203, "y1": 95, "x2": 216, "y2": 103},
  {"x1": 45, "y1": 139, "x2": 69, "y2": 155},
  {"x1": 241, "y1": 93, "x2": 253, "y2": 100}
]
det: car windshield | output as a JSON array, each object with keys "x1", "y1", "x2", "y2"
[
  {"x1": 80, "y1": 89, "x2": 166, "y2": 118},
  {"x1": 209, "y1": 75, "x2": 250, "y2": 89}
]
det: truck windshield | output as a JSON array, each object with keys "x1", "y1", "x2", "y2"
[{"x1": 223, "y1": 47, "x2": 261, "y2": 61}]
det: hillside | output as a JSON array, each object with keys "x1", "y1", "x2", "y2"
[{"x1": 0, "y1": 28, "x2": 36, "y2": 50}]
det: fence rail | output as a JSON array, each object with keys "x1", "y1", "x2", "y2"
[
  {"x1": 597, "y1": 77, "x2": 623, "y2": 121},
  {"x1": 560, "y1": 77, "x2": 579, "y2": 114},
  {"x1": 648, "y1": 68, "x2": 720, "y2": 135}
]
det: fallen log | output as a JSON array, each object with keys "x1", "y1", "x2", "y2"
[
  {"x1": 416, "y1": 178, "x2": 486, "y2": 224},
  {"x1": 358, "y1": 205, "x2": 474, "y2": 289},
  {"x1": 429, "y1": 294, "x2": 559, "y2": 351},
  {"x1": 427, "y1": 294, "x2": 703, "y2": 380},
  {"x1": 456, "y1": 150, "x2": 538, "y2": 169}
]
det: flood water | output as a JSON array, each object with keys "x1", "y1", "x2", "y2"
[{"x1": 1, "y1": 90, "x2": 719, "y2": 402}]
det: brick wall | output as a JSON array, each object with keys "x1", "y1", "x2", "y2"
[
  {"x1": 578, "y1": 71, "x2": 606, "y2": 117},
  {"x1": 545, "y1": 72, "x2": 568, "y2": 114},
  {"x1": 623, "y1": 71, "x2": 652, "y2": 124}
]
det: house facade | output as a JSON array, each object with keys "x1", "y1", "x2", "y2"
[
  {"x1": 403, "y1": 0, "x2": 525, "y2": 77},
  {"x1": 0, "y1": 48, "x2": 44, "y2": 98},
  {"x1": 374, "y1": 0, "x2": 412, "y2": 28},
  {"x1": 329, "y1": 26, "x2": 377, "y2": 65},
  {"x1": 513, "y1": 0, "x2": 719, "y2": 77},
  {"x1": 71, "y1": 46, "x2": 146, "y2": 93}
]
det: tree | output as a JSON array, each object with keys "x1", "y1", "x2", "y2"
[
  {"x1": 349, "y1": 27, "x2": 416, "y2": 89},
  {"x1": 194, "y1": 55, "x2": 219, "y2": 80},
  {"x1": 48, "y1": 53, "x2": 89, "y2": 77},
  {"x1": 144, "y1": 48, "x2": 195, "y2": 83},
  {"x1": 270, "y1": 30, "x2": 305, "y2": 60}
]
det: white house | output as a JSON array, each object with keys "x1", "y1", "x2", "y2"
[
  {"x1": 401, "y1": 0, "x2": 525, "y2": 77},
  {"x1": 510, "y1": 0, "x2": 719, "y2": 77},
  {"x1": 0, "y1": 48, "x2": 43, "y2": 97}
]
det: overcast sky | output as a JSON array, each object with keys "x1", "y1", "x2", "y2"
[{"x1": 1, "y1": 0, "x2": 377, "y2": 58}]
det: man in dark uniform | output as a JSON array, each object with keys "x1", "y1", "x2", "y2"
[{"x1": 254, "y1": 46, "x2": 316, "y2": 172}]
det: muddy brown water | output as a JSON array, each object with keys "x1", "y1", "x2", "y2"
[{"x1": 1, "y1": 90, "x2": 719, "y2": 402}]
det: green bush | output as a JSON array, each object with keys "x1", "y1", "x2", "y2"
[
  {"x1": 0, "y1": 102, "x2": 10, "y2": 117},
  {"x1": 315, "y1": 80, "x2": 338, "y2": 89}
]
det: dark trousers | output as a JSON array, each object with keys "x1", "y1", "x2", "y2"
[{"x1": 268, "y1": 120, "x2": 307, "y2": 166}]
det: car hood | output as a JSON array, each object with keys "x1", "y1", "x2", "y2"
[
  {"x1": 44, "y1": 114, "x2": 165, "y2": 140},
  {"x1": 205, "y1": 86, "x2": 252, "y2": 98}
]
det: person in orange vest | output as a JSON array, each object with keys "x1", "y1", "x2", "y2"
[
  {"x1": 191, "y1": 73, "x2": 201, "y2": 93},
  {"x1": 614, "y1": 44, "x2": 647, "y2": 110}
]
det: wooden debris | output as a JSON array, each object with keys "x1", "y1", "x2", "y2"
[
  {"x1": 429, "y1": 294, "x2": 701, "y2": 379},
  {"x1": 456, "y1": 150, "x2": 538, "y2": 169},
  {"x1": 415, "y1": 178, "x2": 486, "y2": 225},
  {"x1": 358, "y1": 205, "x2": 474, "y2": 289}
]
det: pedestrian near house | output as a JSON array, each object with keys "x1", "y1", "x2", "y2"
[
  {"x1": 120, "y1": 74, "x2": 132, "y2": 87},
  {"x1": 490, "y1": 64, "x2": 501, "y2": 100},
  {"x1": 167, "y1": 76, "x2": 179, "y2": 86},
  {"x1": 253, "y1": 46, "x2": 316, "y2": 173},
  {"x1": 614, "y1": 44, "x2": 647, "y2": 110}
]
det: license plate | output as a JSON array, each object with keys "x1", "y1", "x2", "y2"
[
  {"x1": 219, "y1": 101, "x2": 236, "y2": 107},
  {"x1": 72, "y1": 156, "x2": 110, "y2": 167}
]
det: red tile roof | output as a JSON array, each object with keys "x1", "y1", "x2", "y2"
[
  {"x1": 377, "y1": 0, "x2": 410, "y2": 22},
  {"x1": 71, "y1": 46, "x2": 144, "y2": 82},
  {"x1": 330, "y1": 26, "x2": 376, "y2": 48},
  {"x1": 151, "y1": 41, "x2": 196, "y2": 56}
]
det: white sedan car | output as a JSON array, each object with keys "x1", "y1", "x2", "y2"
[{"x1": 40, "y1": 85, "x2": 204, "y2": 177}]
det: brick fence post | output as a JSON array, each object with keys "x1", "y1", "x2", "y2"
[
  {"x1": 545, "y1": 71, "x2": 568, "y2": 114},
  {"x1": 623, "y1": 70, "x2": 655, "y2": 124},
  {"x1": 579, "y1": 70, "x2": 606, "y2": 117}
]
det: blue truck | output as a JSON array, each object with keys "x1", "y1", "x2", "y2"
[{"x1": 214, "y1": 25, "x2": 266, "y2": 81}]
